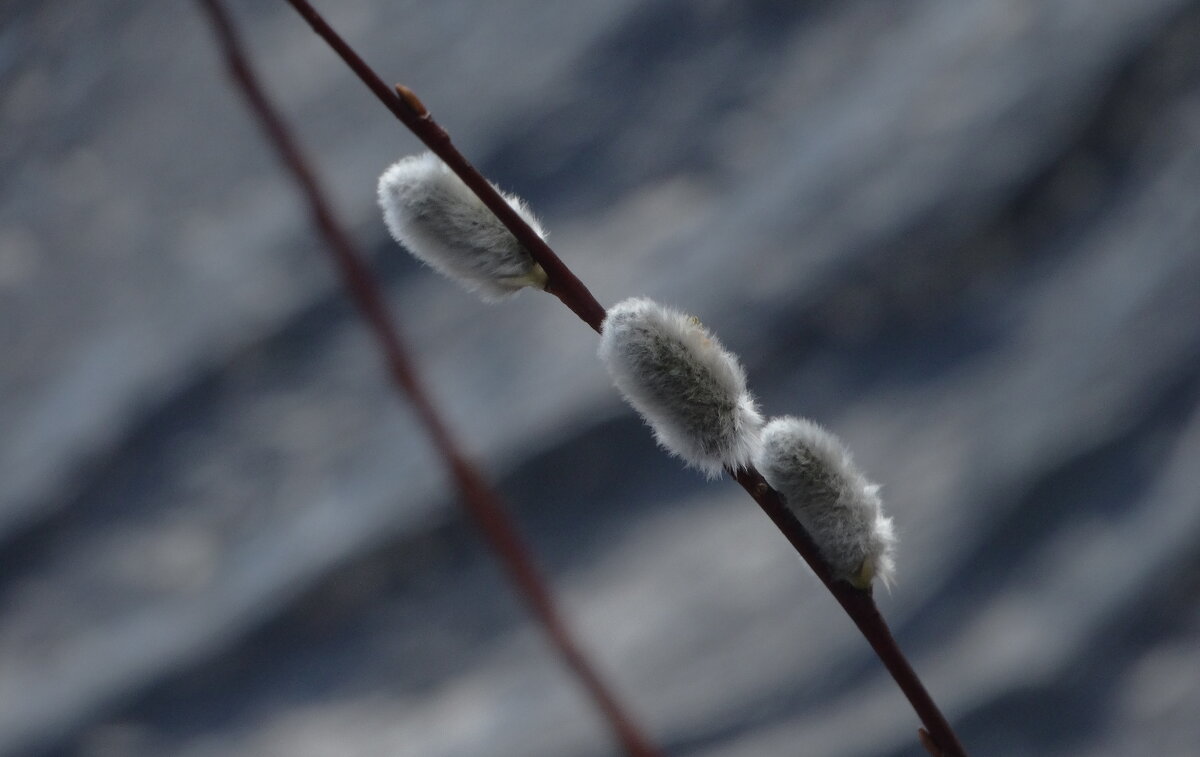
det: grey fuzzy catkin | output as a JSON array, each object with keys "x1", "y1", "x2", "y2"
[
  {"x1": 377, "y1": 152, "x2": 548, "y2": 300},
  {"x1": 598, "y1": 297, "x2": 763, "y2": 478},
  {"x1": 756, "y1": 417, "x2": 895, "y2": 588}
]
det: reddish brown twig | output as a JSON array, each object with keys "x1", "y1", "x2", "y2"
[
  {"x1": 282, "y1": 0, "x2": 605, "y2": 333},
  {"x1": 196, "y1": 3, "x2": 662, "y2": 756},
  {"x1": 734, "y1": 467, "x2": 965, "y2": 757},
  {"x1": 273, "y1": 2, "x2": 970, "y2": 754}
]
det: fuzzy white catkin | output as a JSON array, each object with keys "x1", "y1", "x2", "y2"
[
  {"x1": 756, "y1": 416, "x2": 896, "y2": 589},
  {"x1": 598, "y1": 297, "x2": 763, "y2": 478},
  {"x1": 377, "y1": 152, "x2": 548, "y2": 300}
]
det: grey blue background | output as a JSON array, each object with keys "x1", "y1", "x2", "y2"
[{"x1": 3, "y1": 1, "x2": 1200, "y2": 755}]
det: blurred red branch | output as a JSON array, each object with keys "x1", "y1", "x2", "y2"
[
  {"x1": 212, "y1": 0, "x2": 969, "y2": 753},
  {"x1": 195, "y1": 3, "x2": 663, "y2": 756}
]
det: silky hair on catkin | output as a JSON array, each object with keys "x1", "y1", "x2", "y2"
[
  {"x1": 598, "y1": 297, "x2": 763, "y2": 478},
  {"x1": 756, "y1": 416, "x2": 896, "y2": 588},
  {"x1": 378, "y1": 152, "x2": 548, "y2": 300}
]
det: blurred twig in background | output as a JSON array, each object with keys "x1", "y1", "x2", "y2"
[{"x1": 196, "y1": 2, "x2": 663, "y2": 756}]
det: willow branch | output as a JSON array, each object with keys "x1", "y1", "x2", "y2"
[
  {"x1": 282, "y1": 0, "x2": 605, "y2": 332},
  {"x1": 732, "y1": 467, "x2": 965, "y2": 756},
  {"x1": 274, "y1": 2, "x2": 969, "y2": 754},
  {"x1": 196, "y1": 3, "x2": 662, "y2": 756}
]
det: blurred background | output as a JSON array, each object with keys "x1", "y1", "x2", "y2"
[{"x1": 3, "y1": 0, "x2": 1200, "y2": 755}]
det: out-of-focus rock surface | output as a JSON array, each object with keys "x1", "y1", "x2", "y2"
[{"x1": 2, "y1": 1, "x2": 1199, "y2": 755}]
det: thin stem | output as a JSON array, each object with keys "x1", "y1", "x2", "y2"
[
  {"x1": 732, "y1": 468, "x2": 966, "y2": 757},
  {"x1": 274, "y1": 2, "x2": 970, "y2": 754},
  {"x1": 196, "y1": 3, "x2": 662, "y2": 756},
  {"x1": 283, "y1": 0, "x2": 606, "y2": 333}
]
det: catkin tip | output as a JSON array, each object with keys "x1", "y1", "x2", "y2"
[{"x1": 393, "y1": 84, "x2": 428, "y2": 116}]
